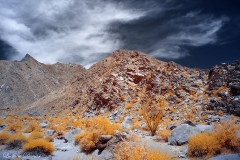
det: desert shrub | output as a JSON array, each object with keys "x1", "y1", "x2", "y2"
[
  {"x1": 212, "y1": 120, "x2": 239, "y2": 149},
  {"x1": 6, "y1": 121, "x2": 23, "y2": 132},
  {"x1": 114, "y1": 141, "x2": 171, "y2": 160},
  {"x1": 23, "y1": 139, "x2": 54, "y2": 155},
  {"x1": 157, "y1": 129, "x2": 171, "y2": 142},
  {"x1": 74, "y1": 116, "x2": 120, "y2": 153},
  {"x1": 6, "y1": 133, "x2": 28, "y2": 149},
  {"x1": 188, "y1": 120, "x2": 239, "y2": 158},
  {"x1": 140, "y1": 96, "x2": 166, "y2": 136},
  {"x1": 0, "y1": 131, "x2": 11, "y2": 144},
  {"x1": 24, "y1": 121, "x2": 41, "y2": 133},
  {"x1": 29, "y1": 131, "x2": 44, "y2": 140},
  {"x1": 45, "y1": 136, "x2": 54, "y2": 142},
  {"x1": 146, "y1": 148, "x2": 172, "y2": 160},
  {"x1": 188, "y1": 132, "x2": 221, "y2": 158}
]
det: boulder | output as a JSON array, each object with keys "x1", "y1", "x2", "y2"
[
  {"x1": 121, "y1": 116, "x2": 133, "y2": 129},
  {"x1": 45, "y1": 130, "x2": 55, "y2": 136},
  {"x1": 168, "y1": 124, "x2": 201, "y2": 145},
  {"x1": 195, "y1": 125, "x2": 213, "y2": 132},
  {"x1": 64, "y1": 128, "x2": 82, "y2": 142},
  {"x1": 39, "y1": 122, "x2": 48, "y2": 128}
]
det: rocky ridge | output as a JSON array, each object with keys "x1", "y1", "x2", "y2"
[
  {"x1": 0, "y1": 54, "x2": 86, "y2": 113},
  {"x1": 1, "y1": 50, "x2": 239, "y2": 123}
]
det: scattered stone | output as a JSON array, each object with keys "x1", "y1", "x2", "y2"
[
  {"x1": 168, "y1": 124, "x2": 201, "y2": 145},
  {"x1": 45, "y1": 130, "x2": 55, "y2": 136},
  {"x1": 65, "y1": 128, "x2": 82, "y2": 143},
  {"x1": 121, "y1": 116, "x2": 133, "y2": 129},
  {"x1": 96, "y1": 150, "x2": 114, "y2": 160},
  {"x1": 166, "y1": 122, "x2": 181, "y2": 130},
  {"x1": 208, "y1": 154, "x2": 240, "y2": 160},
  {"x1": 96, "y1": 135, "x2": 113, "y2": 153},
  {"x1": 39, "y1": 122, "x2": 48, "y2": 128},
  {"x1": 178, "y1": 149, "x2": 187, "y2": 158}
]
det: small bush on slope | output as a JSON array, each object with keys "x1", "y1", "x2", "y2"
[
  {"x1": 140, "y1": 96, "x2": 166, "y2": 136},
  {"x1": 114, "y1": 141, "x2": 172, "y2": 160},
  {"x1": 6, "y1": 121, "x2": 23, "y2": 132},
  {"x1": 28, "y1": 131, "x2": 44, "y2": 140},
  {"x1": 0, "y1": 131, "x2": 11, "y2": 144},
  {"x1": 24, "y1": 121, "x2": 41, "y2": 133},
  {"x1": 157, "y1": 129, "x2": 171, "y2": 142},
  {"x1": 6, "y1": 133, "x2": 28, "y2": 149},
  {"x1": 23, "y1": 139, "x2": 54, "y2": 155},
  {"x1": 74, "y1": 116, "x2": 120, "y2": 153},
  {"x1": 188, "y1": 120, "x2": 239, "y2": 158},
  {"x1": 188, "y1": 132, "x2": 221, "y2": 158}
]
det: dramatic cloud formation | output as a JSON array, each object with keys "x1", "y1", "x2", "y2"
[{"x1": 0, "y1": 0, "x2": 229, "y2": 68}]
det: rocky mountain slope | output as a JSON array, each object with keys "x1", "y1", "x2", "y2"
[
  {"x1": 1, "y1": 50, "x2": 239, "y2": 122},
  {"x1": 0, "y1": 54, "x2": 86, "y2": 113},
  {"x1": 10, "y1": 50, "x2": 229, "y2": 120}
]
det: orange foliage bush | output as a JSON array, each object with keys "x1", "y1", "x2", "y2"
[
  {"x1": 23, "y1": 139, "x2": 54, "y2": 155},
  {"x1": 0, "y1": 131, "x2": 11, "y2": 144},
  {"x1": 140, "y1": 96, "x2": 166, "y2": 136},
  {"x1": 29, "y1": 131, "x2": 44, "y2": 140},
  {"x1": 74, "y1": 116, "x2": 120, "y2": 153},
  {"x1": 6, "y1": 133, "x2": 28, "y2": 149},
  {"x1": 157, "y1": 129, "x2": 171, "y2": 142},
  {"x1": 188, "y1": 120, "x2": 239, "y2": 158},
  {"x1": 188, "y1": 132, "x2": 220, "y2": 158},
  {"x1": 114, "y1": 141, "x2": 172, "y2": 160},
  {"x1": 212, "y1": 120, "x2": 239, "y2": 149},
  {"x1": 24, "y1": 121, "x2": 41, "y2": 133},
  {"x1": 6, "y1": 121, "x2": 23, "y2": 132}
]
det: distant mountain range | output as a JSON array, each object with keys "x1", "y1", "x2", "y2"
[{"x1": 0, "y1": 50, "x2": 239, "y2": 120}]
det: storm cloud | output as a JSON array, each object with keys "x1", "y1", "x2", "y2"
[{"x1": 0, "y1": 0, "x2": 229, "y2": 68}]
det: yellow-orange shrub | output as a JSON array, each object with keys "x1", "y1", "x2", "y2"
[
  {"x1": 140, "y1": 97, "x2": 166, "y2": 136},
  {"x1": 114, "y1": 141, "x2": 171, "y2": 160},
  {"x1": 29, "y1": 131, "x2": 44, "y2": 140},
  {"x1": 45, "y1": 136, "x2": 54, "y2": 142},
  {"x1": 6, "y1": 133, "x2": 28, "y2": 149},
  {"x1": 24, "y1": 121, "x2": 41, "y2": 133},
  {"x1": 212, "y1": 120, "x2": 239, "y2": 149},
  {"x1": 23, "y1": 139, "x2": 54, "y2": 155},
  {"x1": 0, "y1": 131, "x2": 11, "y2": 144},
  {"x1": 157, "y1": 129, "x2": 171, "y2": 142},
  {"x1": 188, "y1": 120, "x2": 239, "y2": 158},
  {"x1": 6, "y1": 121, "x2": 23, "y2": 132},
  {"x1": 188, "y1": 132, "x2": 220, "y2": 158},
  {"x1": 74, "y1": 116, "x2": 120, "y2": 153},
  {"x1": 146, "y1": 148, "x2": 172, "y2": 160}
]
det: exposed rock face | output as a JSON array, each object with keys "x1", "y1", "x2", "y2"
[
  {"x1": 206, "y1": 61, "x2": 240, "y2": 116},
  {"x1": 0, "y1": 54, "x2": 86, "y2": 112}
]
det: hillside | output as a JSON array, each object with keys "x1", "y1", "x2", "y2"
[
  {"x1": 0, "y1": 54, "x2": 86, "y2": 114},
  {"x1": 16, "y1": 50, "x2": 239, "y2": 122}
]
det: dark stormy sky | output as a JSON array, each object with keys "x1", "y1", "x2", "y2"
[{"x1": 0, "y1": 0, "x2": 240, "y2": 68}]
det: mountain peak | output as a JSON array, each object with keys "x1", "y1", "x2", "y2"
[{"x1": 21, "y1": 54, "x2": 37, "y2": 62}]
